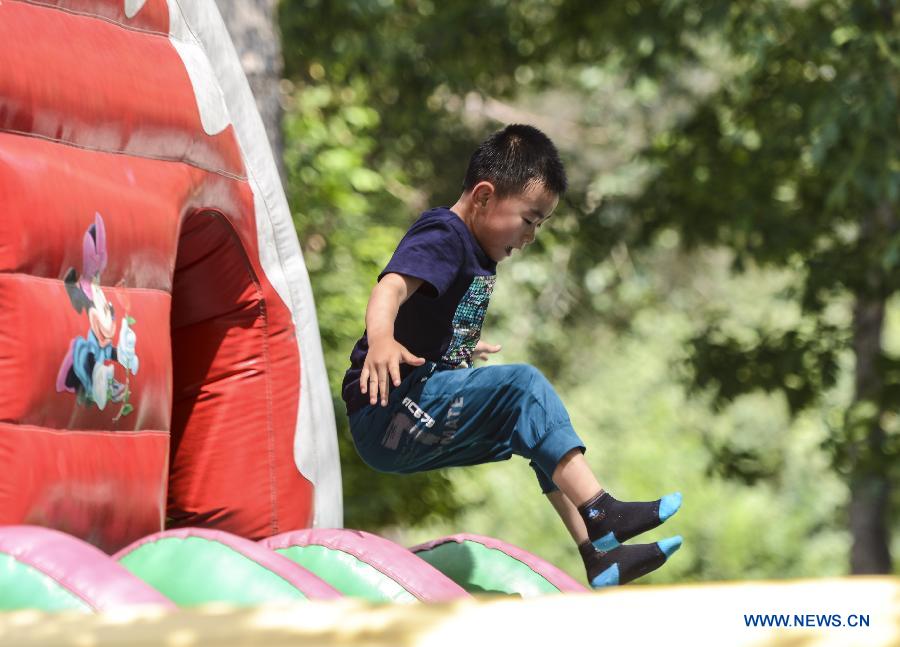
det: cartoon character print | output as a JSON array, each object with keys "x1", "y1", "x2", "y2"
[{"x1": 56, "y1": 213, "x2": 139, "y2": 419}]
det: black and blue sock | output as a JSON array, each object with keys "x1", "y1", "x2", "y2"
[
  {"x1": 579, "y1": 537, "x2": 682, "y2": 587},
  {"x1": 578, "y1": 490, "x2": 682, "y2": 551}
]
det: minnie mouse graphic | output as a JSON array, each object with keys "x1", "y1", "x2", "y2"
[{"x1": 56, "y1": 213, "x2": 139, "y2": 419}]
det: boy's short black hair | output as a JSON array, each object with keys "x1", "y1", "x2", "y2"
[{"x1": 463, "y1": 124, "x2": 567, "y2": 198}]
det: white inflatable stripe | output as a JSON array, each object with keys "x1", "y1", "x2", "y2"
[
  {"x1": 167, "y1": 2, "x2": 231, "y2": 136},
  {"x1": 167, "y1": 0, "x2": 343, "y2": 528}
]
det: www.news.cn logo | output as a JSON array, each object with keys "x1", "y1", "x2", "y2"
[{"x1": 744, "y1": 613, "x2": 870, "y2": 628}]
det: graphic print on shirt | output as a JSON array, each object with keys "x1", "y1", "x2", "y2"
[{"x1": 441, "y1": 275, "x2": 496, "y2": 366}]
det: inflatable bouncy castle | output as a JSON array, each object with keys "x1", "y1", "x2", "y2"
[{"x1": 0, "y1": 0, "x2": 341, "y2": 552}]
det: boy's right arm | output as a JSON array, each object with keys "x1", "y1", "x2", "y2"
[{"x1": 360, "y1": 272, "x2": 426, "y2": 406}]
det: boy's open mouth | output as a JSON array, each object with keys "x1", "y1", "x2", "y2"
[{"x1": 505, "y1": 246, "x2": 513, "y2": 256}]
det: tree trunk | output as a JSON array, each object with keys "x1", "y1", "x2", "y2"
[
  {"x1": 848, "y1": 294, "x2": 891, "y2": 573},
  {"x1": 848, "y1": 472, "x2": 891, "y2": 573},
  {"x1": 215, "y1": 0, "x2": 286, "y2": 183},
  {"x1": 847, "y1": 202, "x2": 894, "y2": 574}
]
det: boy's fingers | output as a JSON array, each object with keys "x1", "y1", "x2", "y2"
[
  {"x1": 389, "y1": 361, "x2": 401, "y2": 387},
  {"x1": 369, "y1": 375, "x2": 379, "y2": 405},
  {"x1": 475, "y1": 342, "x2": 501, "y2": 353},
  {"x1": 368, "y1": 366, "x2": 379, "y2": 404},
  {"x1": 360, "y1": 366, "x2": 369, "y2": 393},
  {"x1": 378, "y1": 367, "x2": 388, "y2": 406},
  {"x1": 401, "y1": 349, "x2": 425, "y2": 365}
]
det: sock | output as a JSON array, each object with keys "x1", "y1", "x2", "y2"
[
  {"x1": 577, "y1": 540, "x2": 596, "y2": 562},
  {"x1": 578, "y1": 490, "x2": 682, "y2": 551},
  {"x1": 582, "y1": 536, "x2": 682, "y2": 587}
]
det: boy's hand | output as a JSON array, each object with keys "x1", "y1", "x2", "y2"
[
  {"x1": 360, "y1": 338, "x2": 425, "y2": 406},
  {"x1": 473, "y1": 340, "x2": 502, "y2": 362}
]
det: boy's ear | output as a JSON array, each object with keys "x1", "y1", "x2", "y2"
[{"x1": 472, "y1": 181, "x2": 495, "y2": 209}]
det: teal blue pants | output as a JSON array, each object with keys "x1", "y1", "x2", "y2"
[{"x1": 348, "y1": 363, "x2": 585, "y2": 493}]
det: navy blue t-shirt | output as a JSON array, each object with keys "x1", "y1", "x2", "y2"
[{"x1": 342, "y1": 207, "x2": 497, "y2": 415}]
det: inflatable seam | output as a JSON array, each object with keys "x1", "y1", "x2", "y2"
[
  {"x1": 15, "y1": 0, "x2": 169, "y2": 37},
  {"x1": 0, "y1": 272, "x2": 173, "y2": 296},
  {"x1": 0, "y1": 424, "x2": 169, "y2": 436},
  {"x1": 0, "y1": 128, "x2": 247, "y2": 181}
]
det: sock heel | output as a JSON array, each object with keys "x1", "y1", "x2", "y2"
[
  {"x1": 591, "y1": 531, "x2": 619, "y2": 552},
  {"x1": 590, "y1": 564, "x2": 620, "y2": 588}
]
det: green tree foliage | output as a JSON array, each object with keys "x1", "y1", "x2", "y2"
[{"x1": 601, "y1": 1, "x2": 900, "y2": 574}]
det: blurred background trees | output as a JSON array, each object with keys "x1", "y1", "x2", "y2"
[{"x1": 220, "y1": 0, "x2": 899, "y2": 581}]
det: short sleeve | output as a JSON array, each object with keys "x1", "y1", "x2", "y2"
[{"x1": 379, "y1": 215, "x2": 465, "y2": 297}]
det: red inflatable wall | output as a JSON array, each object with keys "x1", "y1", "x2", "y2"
[{"x1": 0, "y1": 0, "x2": 313, "y2": 552}]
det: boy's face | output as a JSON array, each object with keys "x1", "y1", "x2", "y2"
[{"x1": 472, "y1": 181, "x2": 559, "y2": 262}]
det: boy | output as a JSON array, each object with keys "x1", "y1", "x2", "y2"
[{"x1": 342, "y1": 124, "x2": 682, "y2": 587}]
